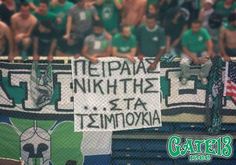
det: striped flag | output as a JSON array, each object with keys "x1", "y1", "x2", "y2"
[
  {"x1": 224, "y1": 61, "x2": 236, "y2": 104},
  {"x1": 206, "y1": 57, "x2": 224, "y2": 134},
  {"x1": 30, "y1": 62, "x2": 53, "y2": 108}
]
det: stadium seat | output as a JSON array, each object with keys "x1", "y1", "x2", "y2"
[
  {"x1": 112, "y1": 159, "x2": 144, "y2": 165},
  {"x1": 221, "y1": 124, "x2": 236, "y2": 132},
  {"x1": 112, "y1": 150, "x2": 144, "y2": 159},
  {"x1": 142, "y1": 139, "x2": 167, "y2": 152},
  {"x1": 143, "y1": 151, "x2": 169, "y2": 159},
  {"x1": 174, "y1": 123, "x2": 207, "y2": 133},
  {"x1": 112, "y1": 139, "x2": 144, "y2": 151},
  {"x1": 142, "y1": 159, "x2": 174, "y2": 165},
  {"x1": 83, "y1": 155, "x2": 111, "y2": 165},
  {"x1": 0, "y1": 115, "x2": 11, "y2": 124},
  {"x1": 142, "y1": 123, "x2": 175, "y2": 133}
]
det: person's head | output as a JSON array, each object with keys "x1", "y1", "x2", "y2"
[
  {"x1": 76, "y1": 0, "x2": 85, "y2": 7},
  {"x1": 20, "y1": 2, "x2": 30, "y2": 18},
  {"x1": 96, "y1": 0, "x2": 104, "y2": 6},
  {"x1": 225, "y1": 0, "x2": 234, "y2": 5},
  {"x1": 93, "y1": 20, "x2": 104, "y2": 36},
  {"x1": 58, "y1": 0, "x2": 66, "y2": 4},
  {"x1": 148, "y1": 4, "x2": 157, "y2": 15},
  {"x1": 38, "y1": 0, "x2": 49, "y2": 14},
  {"x1": 120, "y1": 25, "x2": 131, "y2": 38},
  {"x1": 146, "y1": 13, "x2": 157, "y2": 29},
  {"x1": 203, "y1": 0, "x2": 213, "y2": 10},
  {"x1": 228, "y1": 12, "x2": 236, "y2": 26},
  {"x1": 191, "y1": 20, "x2": 202, "y2": 32}
]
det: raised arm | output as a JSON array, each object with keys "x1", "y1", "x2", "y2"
[{"x1": 64, "y1": 15, "x2": 72, "y2": 39}]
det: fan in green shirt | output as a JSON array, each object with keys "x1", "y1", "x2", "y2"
[
  {"x1": 112, "y1": 25, "x2": 137, "y2": 63},
  {"x1": 27, "y1": 0, "x2": 50, "y2": 11},
  {"x1": 180, "y1": 20, "x2": 213, "y2": 85},
  {"x1": 32, "y1": 0, "x2": 57, "y2": 61},
  {"x1": 182, "y1": 26, "x2": 211, "y2": 55},
  {"x1": 33, "y1": 6, "x2": 57, "y2": 41},
  {"x1": 95, "y1": 0, "x2": 123, "y2": 34},
  {"x1": 49, "y1": 0, "x2": 74, "y2": 56},
  {"x1": 136, "y1": 14, "x2": 166, "y2": 70},
  {"x1": 214, "y1": 0, "x2": 236, "y2": 21},
  {"x1": 49, "y1": 0, "x2": 74, "y2": 31}
]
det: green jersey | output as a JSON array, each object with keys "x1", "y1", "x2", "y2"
[
  {"x1": 95, "y1": 0, "x2": 122, "y2": 33},
  {"x1": 27, "y1": 0, "x2": 49, "y2": 7},
  {"x1": 112, "y1": 34, "x2": 137, "y2": 53},
  {"x1": 182, "y1": 28, "x2": 211, "y2": 54},
  {"x1": 215, "y1": 1, "x2": 236, "y2": 19},
  {"x1": 49, "y1": 1, "x2": 74, "y2": 30},
  {"x1": 136, "y1": 25, "x2": 166, "y2": 57},
  {"x1": 33, "y1": 12, "x2": 57, "y2": 41},
  {"x1": 34, "y1": 11, "x2": 56, "y2": 23}
]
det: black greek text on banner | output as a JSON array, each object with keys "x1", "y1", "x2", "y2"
[{"x1": 72, "y1": 57, "x2": 161, "y2": 132}]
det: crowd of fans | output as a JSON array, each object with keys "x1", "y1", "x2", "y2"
[{"x1": 0, "y1": 0, "x2": 236, "y2": 85}]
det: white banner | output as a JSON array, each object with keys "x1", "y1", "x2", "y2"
[{"x1": 72, "y1": 58, "x2": 161, "y2": 132}]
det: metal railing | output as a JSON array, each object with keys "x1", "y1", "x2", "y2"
[{"x1": 1, "y1": 56, "x2": 236, "y2": 63}]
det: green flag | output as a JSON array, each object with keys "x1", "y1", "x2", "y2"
[
  {"x1": 30, "y1": 62, "x2": 53, "y2": 108},
  {"x1": 206, "y1": 56, "x2": 224, "y2": 134}
]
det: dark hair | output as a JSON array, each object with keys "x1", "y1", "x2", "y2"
[
  {"x1": 20, "y1": 1, "x2": 29, "y2": 7},
  {"x1": 228, "y1": 13, "x2": 236, "y2": 23},
  {"x1": 93, "y1": 20, "x2": 104, "y2": 28},
  {"x1": 40, "y1": 0, "x2": 49, "y2": 5},
  {"x1": 75, "y1": 0, "x2": 84, "y2": 3},
  {"x1": 119, "y1": 24, "x2": 130, "y2": 32},
  {"x1": 191, "y1": 20, "x2": 202, "y2": 25},
  {"x1": 146, "y1": 13, "x2": 157, "y2": 21}
]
